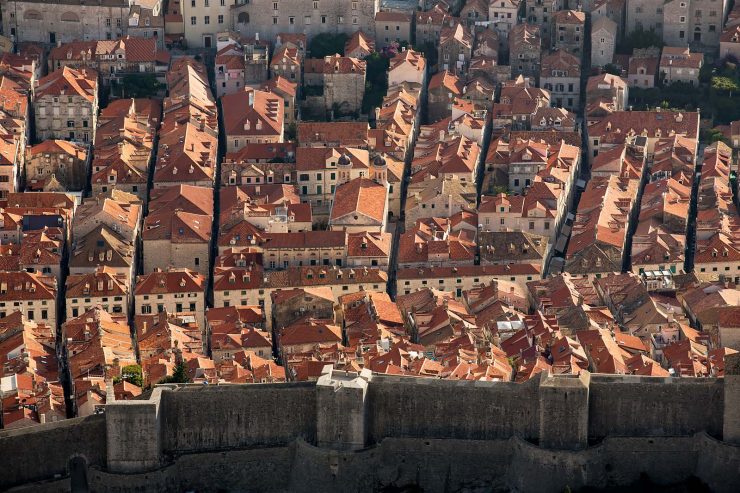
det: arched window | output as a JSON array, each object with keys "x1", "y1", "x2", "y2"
[
  {"x1": 238, "y1": 12, "x2": 250, "y2": 24},
  {"x1": 23, "y1": 10, "x2": 43, "y2": 21},
  {"x1": 61, "y1": 12, "x2": 80, "y2": 22}
]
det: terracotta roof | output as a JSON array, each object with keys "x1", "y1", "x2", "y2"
[
  {"x1": 375, "y1": 11, "x2": 412, "y2": 22},
  {"x1": 0, "y1": 271, "x2": 57, "y2": 301},
  {"x1": 542, "y1": 50, "x2": 581, "y2": 76},
  {"x1": 440, "y1": 22, "x2": 473, "y2": 49},
  {"x1": 347, "y1": 231, "x2": 392, "y2": 258},
  {"x1": 398, "y1": 264, "x2": 541, "y2": 280},
  {"x1": 66, "y1": 266, "x2": 129, "y2": 297},
  {"x1": 262, "y1": 76, "x2": 298, "y2": 99},
  {"x1": 280, "y1": 319, "x2": 342, "y2": 346},
  {"x1": 330, "y1": 177, "x2": 387, "y2": 224},
  {"x1": 344, "y1": 30, "x2": 376, "y2": 57},
  {"x1": 510, "y1": 24, "x2": 541, "y2": 51},
  {"x1": 428, "y1": 70, "x2": 464, "y2": 94},
  {"x1": 296, "y1": 146, "x2": 369, "y2": 170},
  {"x1": 659, "y1": 47, "x2": 703, "y2": 70},
  {"x1": 135, "y1": 268, "x2": 205, "y2": 295},
  {"x1": 297, "y1": 122, "x2": 369, "y2": 147},
  {"x1": 222, "y1": 89, "x2": 284, "y2": 138},
  {"x1": 389, "y1": 49, "x2": 426, "y2": 74},
  {"x1": 35, "y1": 66, "x2": 97, "y2": 102},
  {"x1": 304, "y1": 55, "x2": 366, "y2": 75},
  {"x1": 554, "y1": 9, "x2": 586, "y2": 24}
]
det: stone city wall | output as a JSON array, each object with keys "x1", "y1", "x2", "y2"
[{"x1": 3, "y1": 365, "x2": 740, "y2": 492}]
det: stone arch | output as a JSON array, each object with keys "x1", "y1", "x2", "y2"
[
  {"x1": 68, "y1": 455, "x2": 89, "y2": 493},
  {"x1": 60, "y1": 11, "x2": 80, "y2": 22},
  {"x1": 23, "y1": 10, "x2": 43, "y2": 21},
  {"x1": 238, "y1": 12, "x2": 250, "y2": 24}
]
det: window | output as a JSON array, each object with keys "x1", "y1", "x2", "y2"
[
  {"x1": 191, "y1": 0, "x2": 195, "y2": 6},
  {"x1": 191, "y1": 16, "x2": 197, "y2": 25},
  {"x1": 106, "y1": 18, "x2": 111, "y2": 27},
  {"x1": 273, "y1": 17, "x2": 278, "y2": 24},
  {"x1": 204, "y1": 15, "x2": 210, "y2": 24},
  {"x1": 322, "y1": 15, "x2": 326, "y2": 23},
  {"x1": 313, "y1": 1, "x2": 318, "y2": 8},
  {"x1": 116, "y1": 18, "x2": 121, "y2": 27},
  {"x1": 218, "y1": 14, "x2": 224, "y2": 23},
  {"x1": 289, "y1": 16, "x2": 294, "y2": 24},
  {"x1": 194, "y1": 258, "x2": 200, "y2": 266},
  {"x1": 205, "y1": 0, "x2": 209, "y2": 5},
  {"x1": 273, "y1": 1, "x2": 278, "y2": 9},
  {"x1": 305, "y1": 16, "x2": 311, "y2": 24}
]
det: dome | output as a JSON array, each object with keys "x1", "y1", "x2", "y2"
[
  {"x1": 337, "y1": 153, "x2": 352, "y2": 167},
  {"x1": 372, "y1": 155, "x2": 387, "y2": 168}
]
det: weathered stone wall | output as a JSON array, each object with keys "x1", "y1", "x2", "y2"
[
  {"x1": 588, "y1": 376, "x2": 724, "y2": 440},
  {"x1": 3, "y1": 368, "x2": 740, "y2": 492},
  {"x1": 160, "y1": 383, "x2": 317, "y2": 452},
  {"x1": 366, "y1": 374, "x2": 541, "y2": 442},
  {"x1": 0, "y1": 414, "x2": 106, "y2": 490}
]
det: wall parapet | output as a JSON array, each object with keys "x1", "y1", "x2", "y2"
[{"x1": 3, "y1": 357, "x2": 740, "y2": 491}]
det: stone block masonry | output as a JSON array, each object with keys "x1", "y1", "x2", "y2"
[{"x1": 3, "y1": 360, "x2": 740, "y2": 492}]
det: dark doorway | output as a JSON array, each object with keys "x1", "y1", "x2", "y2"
[{"x1": 69, "y1": 456, "x2": 89, "y2": 493}]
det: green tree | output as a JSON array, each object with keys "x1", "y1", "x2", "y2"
[
  {"x1": 284, "y1": 122, "x2": 297, "y2": 141},
  {"x1": 602, "y1": 64, "x2": 622, "y2": 76},
  {"x1": 309, "y1": 33, "x2": 348, "y2": 58},
  {"x1": 361, "y1": 52, "x2": 390, "y2": 114},
  {"x1": 158, "y1": 361, "x2": 190, "y2": 384},
  {"x1": 712, "y1": 76, "x2": 739, "y2": 96},
  {"x1": 617, "y1": 27, "x2": 663, "y2": 54},
  {"x1": 114, "y1": 364, "x2": 143, "y2": 387},
  {"x1": 119, "y1": 74, "x2": 161, "y2": 98}
]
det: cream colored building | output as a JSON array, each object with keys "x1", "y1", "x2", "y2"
[
  {"x1": 134, "y1": 268, "x2": 206, "y2": 328},
  {"x1": 181, "y1": 0, "x2": 230, "y2": 48},
  {"x1": 397, "y1": 264, "x2": 541, "y2": 298},
  {"x1": 295, "y1": 146, "x2": 370, "y2": 211},
  {"x1": 65, "y1": 267, "x2": 130, "y2": 319},
  {"x1": 387, "y1": 49, "x2": 426, "y2": 88},
  {"x1": 374, "y1": 11, "x2": 412, "y2": 49},
  {"x1": 0, "y1": 271, "x2": 58, "y2": 329},
  {"x1": 143, "y1": 239, "x2": 211, "y2": 279},
  {"x1": 591, "y1": 16, "x2": 617, "y2": 68},
  {"x1": 34, "y1": 67, "x2": 99, "y2": 143},
  {"x1": 231, "y1": 0, "x2": 378, "y2": 42},
  {"x1": 213, "y1": 265, "x2": 387, "y2": 329},
  {"x1": 1, "y1": 0, "x2": 128, "y2": 43}
]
